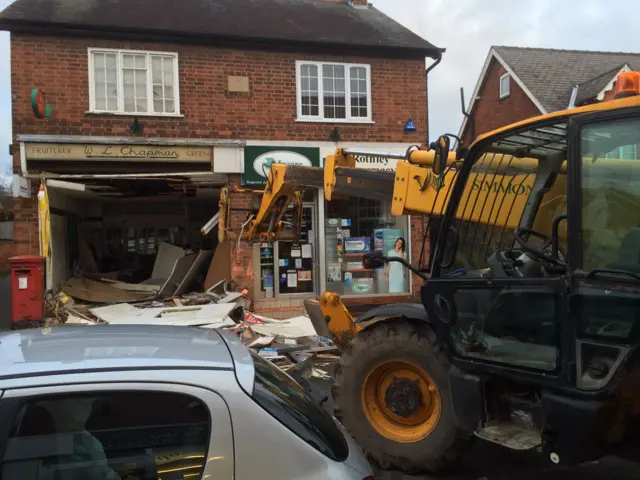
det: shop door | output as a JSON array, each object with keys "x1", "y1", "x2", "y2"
[{"x1": 276, "y1": 204, "x2": 317, "y2": 296}]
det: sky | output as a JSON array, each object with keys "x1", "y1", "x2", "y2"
[{"x1": 0, "y1": 0, "x2": 639, "y2": 182}]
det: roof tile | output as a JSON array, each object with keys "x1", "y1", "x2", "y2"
[
  {"x1": 0, "y1": 0, "x2": 442, "y2": 56},
  {"x1": 494, "y1": 46, "x2": 640, "y2": 111}
]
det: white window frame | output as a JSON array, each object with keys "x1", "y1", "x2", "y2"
[
  {"x1": 499, "y1": 72, "x2": 511, "y2": 99},
  {"x1": 87, "y1": 47, "x2": 181, "y2": 117},
  {"x1": 295, "y1": 60, "x2": 373, "y2": 124}
]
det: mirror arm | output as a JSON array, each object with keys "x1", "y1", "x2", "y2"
[{"x1": 386, "y1": 257, "x2": 430, "y2": 282}]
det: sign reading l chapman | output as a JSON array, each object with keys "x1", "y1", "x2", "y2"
[
  {"x1": 25, "y1": 143, "x2": 212, "y2": 163},
  {"x1": 242, "y1": 146, "x2": 320, "y2": 186}
]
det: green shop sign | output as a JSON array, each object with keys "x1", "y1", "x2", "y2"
[{"x1": 242, "y1": 146, "x2": 320, "y2": 186}]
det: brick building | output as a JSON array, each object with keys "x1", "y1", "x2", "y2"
[
  {"x1": 459, "y1": 46, "x2": 640, "y2": 146},
  {"x1": 0, "y1": 0, "x2": 443, "y2": 316}
]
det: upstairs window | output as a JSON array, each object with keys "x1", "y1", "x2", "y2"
[
  {"x1": 499, "y1": 72, "x2": 511, "y2": 99},
  {"x1": 88, "y1": 48, "x2": 180, "y2": 116},
  {"x1": 296, "y1": 61, "x2": 372, "y2": 123}
]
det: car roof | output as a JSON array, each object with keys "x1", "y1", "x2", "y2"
[{"x1": 0, "y1": 325, "x2": 236, "y2": 382}]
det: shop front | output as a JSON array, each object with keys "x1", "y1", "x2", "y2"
[
  {"x1": 245, "y1": 142, "x2": 424, "y2": 319},
  {"x1": 16, "y1": 135, "x2": 242, "y2": 292}
]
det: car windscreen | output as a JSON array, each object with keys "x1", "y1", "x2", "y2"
[{"x1": 250, "y1": 351, "x2": 349, "y2": 462}]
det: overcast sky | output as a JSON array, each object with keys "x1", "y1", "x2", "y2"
[{"x1": 0, "y1": 0, "x2": 639, "y2": 177}]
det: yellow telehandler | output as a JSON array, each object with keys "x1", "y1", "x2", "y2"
[{"x1": 220, "y1": 70, "x2": 640, "y2": 474}]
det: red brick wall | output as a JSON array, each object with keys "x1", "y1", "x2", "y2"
[
  {"x1": 461, "y1": 58, "x2": 542, "y2": 146},
  {"x1": 10, "y1": 33, "x2": 427, "y2": 170},
  {"x1": 0, "y1": 242, "x2": 15, "y2": 271},
  {"x1": 9, "y1": 32, "x2": 428, "y2": 303}
]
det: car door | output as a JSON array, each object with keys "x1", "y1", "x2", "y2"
[{"x1": 0, "y1": 382, "x2": 234, "y2": 480}]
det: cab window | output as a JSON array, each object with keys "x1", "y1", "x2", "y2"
[
  {"x1": 1, "y1": 391, "x2": 210, "y2": 480},
  {"x1": 580, "y1": 118, "x2": 640, "y2": 272}
]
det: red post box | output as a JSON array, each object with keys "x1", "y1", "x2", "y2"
[{"x1": 9, "y1": 256, "x2": 45, "y2": 328}]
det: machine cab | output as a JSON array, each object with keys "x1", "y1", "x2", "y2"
[{"x1": 421, "y1": 71, "x2": 640, "y2": 463}]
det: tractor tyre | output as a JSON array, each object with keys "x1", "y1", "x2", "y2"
[{"x1": 332, "y1": 319, "x2": 471, "y2": 474}]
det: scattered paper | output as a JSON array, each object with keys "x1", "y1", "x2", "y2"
[
  {"x1": 65, "y1": 314, "x2": 97, "y2": 325},
  {"x1": 258, "y1": 348, "x2": 284, "y2": 359},
  {"x1": 248, "y1": 336, "x2": 275, "y2": 348},
  {"x1": 287, "y1": 272, "x2": 298, "y2": 288},
  {"x1": 302, "y1": 244, "x2": 312, "y2": 258},
  {"x1": 298, "y1": 270, "x2": 312, "y2": 281},
  {"x1": 295, "y1": 258, "x2": 302, "y2": 269},
  {"x1": 291, "y1": 248, "x2": 301, "y2": 258}
]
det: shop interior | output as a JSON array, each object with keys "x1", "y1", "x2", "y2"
[
  {"x1": 325, "y1": 196, "x2": 410, "y2": 296},
  {"x1": 45, "y1": 174, "x2": 226, "y2": 296}
]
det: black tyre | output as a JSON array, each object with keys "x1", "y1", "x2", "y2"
[{"x1": 332, "y1": 319, "x2": 471, "y2": 474}]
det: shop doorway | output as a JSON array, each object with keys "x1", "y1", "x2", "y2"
[
  {"x1": 257, "y1": 202, "x2": 318, "y2": 299},
  {"x1": 276, "y1": 204, "x2": 317, "y2": 296}
]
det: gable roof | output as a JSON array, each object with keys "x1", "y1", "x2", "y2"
[
  {"x1": 493, "y1": 46, "x2": 640, "y2": 112},
  {"x1": 573, "y1": 63, "x2": 631, "y2": 106},
  {"x1": 459, "y1": 46, "x2": 640, "y2": 142},
  {"x1": 0, "y1": 0, "x2": 443, "y2": 58}
]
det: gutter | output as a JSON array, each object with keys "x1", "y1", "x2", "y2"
[{"x1": 425, "y1": 52, "x2": 444, "y2": 144}]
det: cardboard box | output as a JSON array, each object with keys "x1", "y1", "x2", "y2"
[{"x1": 344, "y1": 237, "x2": 371, "y2": 253}]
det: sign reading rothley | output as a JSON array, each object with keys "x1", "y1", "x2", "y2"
[
  {"x1": 243, "y1": 146, "x2": 321, "y2": 186},
  {"x1": 25, "y1": 143, "x2": 212, "y2": 163}
]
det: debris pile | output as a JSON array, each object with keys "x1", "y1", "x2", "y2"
[
  {"x1": 231, "y1": 313, "x2": 339, "y2": 379},
  {"x1": 47, "y1": 240, "x2": 337, "y2": 380}
]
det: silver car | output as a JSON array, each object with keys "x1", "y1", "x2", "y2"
[{"x1": 0, "y1": 325, "x2": 373, "y2": 480}]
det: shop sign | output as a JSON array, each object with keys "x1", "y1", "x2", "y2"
[
  {"x1": 353, "y1": 154, "x2": 401, "y2": 173},
  {"x1": 243, "y1": 146, "x2": 320, "y2": 186},
  {"x1": 13, "y1": 175, "x2": 31, "y2": 198},
  {"x1": 24, "y1": 143, "x2": 212, "y2": 163}
]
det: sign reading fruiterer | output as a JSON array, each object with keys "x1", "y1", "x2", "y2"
[
  {"x1": 243, "y1": 146, "x2": 320, "y2": 186},
  {"x1": 24, "y1": 143, "x2": 213, "y2": 163}
]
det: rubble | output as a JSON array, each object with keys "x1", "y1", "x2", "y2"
[{"x1": 46, "y1": 240, "x2": 337, "y2": 382}]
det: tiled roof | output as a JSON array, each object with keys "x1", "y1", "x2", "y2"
[
  {"x1": 0, "y1": 0, "x2": 443, "y2": 57},
  {"x1": 494, "y1": 46, "x2": 640, "y2": 111}
]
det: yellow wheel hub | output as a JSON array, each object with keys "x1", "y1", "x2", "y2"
[{"x1": 361, "y1": 360, "x2": 441, "y2": 443}]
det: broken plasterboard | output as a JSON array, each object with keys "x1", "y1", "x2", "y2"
[
  {"x1": 151, "y1": 242, "x2": 187, "y2": 281},
  {"x1": 98, "y1": 278, "x2": 161, "y2": 294},
  {"x1": 174, "y1": 250, "x2": 213, "y2": 296},
  {"x1": 62, "y1": 277, "x2": 154, "y2": 303},
  {"x1": 251, "y1": 316, "x2": 318, "y2": 338},
  {"x1": 104, "y1": 303, "x2": 236, "y2": 327},
  {"x1": 89, "y1": 303, "x2": 140, "y2": 323},
  {"x1": 158, "y1": 253, "x2": 198, "y2": 298}
]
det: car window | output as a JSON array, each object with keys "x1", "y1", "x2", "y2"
[
  {"x1": 1, "y1": 391, "x2": 210, "y2": 480},
  {"x1": 250, "y1": 351, "x2": 349, "y2": 462}
]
